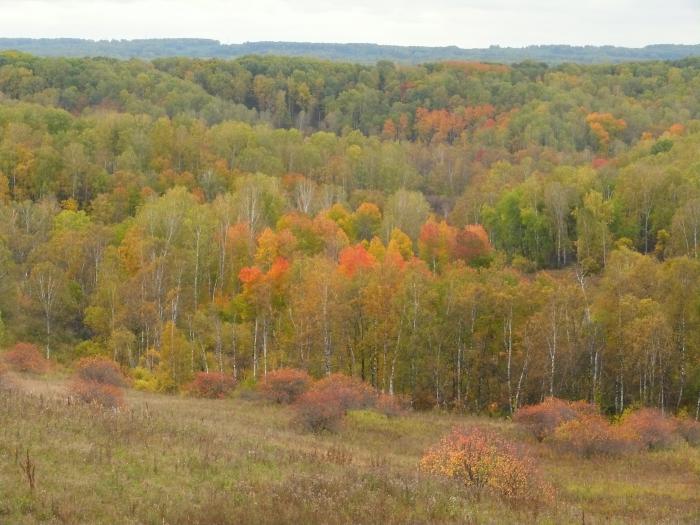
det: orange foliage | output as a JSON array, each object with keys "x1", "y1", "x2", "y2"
[
  {"x1": 75, "y1": 357, "x2": 126, "y2": 387},
  {"x1": 667, "y1": 123, "x2": 685, "y2": 136},
  {"x1": 238, "y1": 266, "x2": 263, "y2": 284},
  {"x1": 514, "y1": 397, "x2": 597, "y2": 441},
  {"x1": 420, "y1": 426, "x2": 554, "y2": 505},
  {"x1": 586, "y1": 112, "x2": 627, "y2": 151},
  {"x1": 70, "y1": 379, "x2": 125, "y2": 409},
  {"x1": 185, "y1": 372, "x2": 236, "y2": 399},
  {"x1": 2, "y1": 343, "x2": 48, "y2": 374},
  {"x1": 453, "y1": 224, "x2": 492, "y2": 264},
  {"x1": 621, "y1": 408, "x2": 678, "y2": 450},
  {"x1": 553, "y1": 413, "x2": 636, "y2": 457},
  {"x1": 338, "y1": 244, "x2": 376, "y2": 277},
  {"x1": 259, "y1": 367, "x2": 312, "y2": 404}
]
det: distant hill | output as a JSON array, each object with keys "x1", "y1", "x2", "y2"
[{"x1": 1, "y1": 38, "x2": 699, "y2": 64}]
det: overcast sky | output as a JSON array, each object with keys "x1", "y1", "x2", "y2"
[{"x1": 0, "y1": 0, "x2": 697, "y2": 48}]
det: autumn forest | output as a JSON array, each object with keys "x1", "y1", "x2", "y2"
[{"x1": 1, "y1": 51, "x2": 700, "y2": 420}]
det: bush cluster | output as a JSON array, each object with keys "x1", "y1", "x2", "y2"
[
  {"x1": 2, "y1": 343, "x2": 49, "y2": 374},
  {"x1": 70, "y1": 357, "x2": 126, "y2": 409},
  {"x1": 185, "y1": 372, "x2": 237, "y2": 399},
  {"x1": 420, "y1": 426, "x2": 555, "y2": 506},
  {"x1": 516, "y1": 398, "x2": 697, "y2": 457},
  {"x1": 258, "y1": 368, "x2": 312, "y2": 403}
]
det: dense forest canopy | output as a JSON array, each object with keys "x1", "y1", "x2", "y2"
[
  {"x1": 1, "y1": 38, "x2": 700, "y2": 64},
  {"x1": 1, "y1": 51, "x2": 700, "y2": 416}
]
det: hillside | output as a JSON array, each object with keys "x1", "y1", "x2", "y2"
[
  {"x1": 1, "y1": 38, "x2": 699, "y2": 63},
  {"x1": 1, "y1": 376, "x2": 699, "y2": 524}
]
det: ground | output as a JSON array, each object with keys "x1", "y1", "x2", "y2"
[{"x1": 0, "y1": 374, "x2": 699, "y2": 524}]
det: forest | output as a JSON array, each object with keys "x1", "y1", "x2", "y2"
[
  {"x1": 1, "y1": 51, "x2": 700, "y2": 418},
  {"x1": 2, "y1": 39, "x2": 700, "y2": 64}
]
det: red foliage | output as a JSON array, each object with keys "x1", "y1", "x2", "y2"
[
  {"x1": 676, "y1": 418, "x2": 700, "y2": 446},
  {"x1": 375, "y1": 393, "x2": 408, "y2": 417},
  {"x1": 2, "y1": 343, "x2": 49, "y2": 374},
  {"x1": 514, "y1": 397, "x2": 597, "y2": 441},
  {"x1": 238, "y1": 266, "x2": 263, "y2": 284},
  {"x1": 294, "y1": 373, "x2": 377, "y2": 432},
  {"x1": 75, "y1": 357, "x2": 126, "y2": 387},
  {"x1": 259, "y1": 368, "x2": 312, "y2": 404},
  {"x1": 621, "y1": 408, "x2": 678, "y2": 450},
  {"x1": 553, "y1": 414, "x2": 636, "y2": 457},
  {"x1": 452, "y1": 224, "x2": 492, "y2": 263},
  {"x1": 420, "y1": 426, "x2": 554, "y2": 506},
  {"x1": 70, "y1": 379, "x2": 124, "y2": 409},
  {"x1": 338, "y1": 244, "x2": 376, "y2": 277},
  {"x1": 185, "y1": 372, "x2": 237, "y2": 399},
  {"x1": 293, "y1": 388, "x2": 346, "y2": 432}
]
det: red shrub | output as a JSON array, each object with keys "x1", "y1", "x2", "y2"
[
  {"x1": 294, "y1": 374, "x2": 377, "y2": 432},
  {"x1": 514, "y1": 397, "x2": 596, "y2": 441},
  {"x1": 375, "y1": 393, "x2": 408, "y2": 417},
  {"x1": 621, "y1": 408, "x2": 678, "y2": 450},
  {"x1": 310, "y1": 373, "x2": 377, "y2": 411},
  {"x1": 675, "y1": 418, "x2": 700, "y2": 446},
  {"x1": 70, "y1": 379, "x2": 124, "y2": 409},
  {"x1": 185, "y1": 372, "x2": 236, "y2": 399},
  {"x1": 553, "y1": 414, "x2": 637, "y2": 457},
  {"x1": 293, "y1": 388, "x2": 346, "y2": 432},
  {"x1": 2, "y1": 343, "x2": 49, "y2": 374},
  {"x1": 75, "y1": 357, "x2": 126, "y2": 386},
  {"x1": 420, "y1": 426, "x2": 554, "y2": 506},
  {"x1": 259, "y1": 368, "x2": 312, "y2": 404}
]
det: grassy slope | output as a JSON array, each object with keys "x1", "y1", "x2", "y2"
[{"x1": 0, "y1": 375, "x2": 699, "y2": 524}]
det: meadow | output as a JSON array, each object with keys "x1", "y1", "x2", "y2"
[{"x1": 0, "y1": 373, "x2": 698, "y2": 525}]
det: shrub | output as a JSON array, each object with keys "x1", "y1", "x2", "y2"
[
  {"x1": 2, "y1": 343, "x2": 48, "y2": 374},
  {"x1": 75, "y1": 357, "x2": 126, "y2": 386},
  {"x1": 311, "y1": 373, "x2": 377, "y2": 411},
  {"x1": 675, "y1": 417, "x2": 700, "y2": 446},
  {"x1": 621, "y1": 408, "x2": 678, "y2": 450},
  {"x1": 375, "y1": 393, "x2": 407, "y2": 417},
  {"x1": 294, "y1": 373, "x2": 377, "y2": 432},
  {"x1": 258, "y1": 368, "x2": 312, "y2": 403},
  {"x1": 70, "y1": 379, "x2": 124, "y2": 409},
  {"x1": 293, "y1": 388, "x2": 346, "y2": 432},
  {"x1": 514, "y1": 397, "x2": 596, "y2": 441},
  {"x1": 420, "y1": 426, "x2": 554, "y2": 506},
  {"x1": 553, "y1": 413, "x2": 636, "y2": 457},
  {"x1": 131, "y1": 366, "x2": 159, "y2": 392},
  {"x1": 185, "y1": 372, "x2": 236, "y2": 399}
]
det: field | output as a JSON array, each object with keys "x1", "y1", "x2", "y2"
[{"x1": 0, "y1": 374, "x2": 699, "y2": 525}]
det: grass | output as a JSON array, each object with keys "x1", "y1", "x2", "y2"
[{"x1": 0, "y1": 374, "x2": 699, "y2": 524}]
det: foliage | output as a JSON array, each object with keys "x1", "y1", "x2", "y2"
[
  {"x1": 74, "y1": 357, "x2": 126, "y2": 387},
  {"x1": 675, "y1": 417, "x2": 700, "y2": 446},
  {"x1": 621, "y1": 408, "x2": 679, "y2": 451},
  {"x1": 70, "y1": 379, "x2": 125, "y2": 409},
  {"x1": 185, "y1": 372, "x2": 237, "y2": 399},
  {"x1": 258, "y1": 367, "x2": 312, "y2": 403},
  {"x1": 514, "y1": 398, "x2": 597, "y2": 442},
  {"x1": 2, "y1": 343, "x2": 49, "y2": 374},
  {"x1": 420, "y1": 426, "x2": 555, "y2": 506},
  {"x1": 553, "y1": 414, "x2": 637, "y2": 457}
]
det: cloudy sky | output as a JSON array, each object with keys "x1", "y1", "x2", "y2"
[{"x1": 0, "y1": 0, "x2": 697, "y2": 48}]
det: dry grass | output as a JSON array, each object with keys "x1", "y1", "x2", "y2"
[{"x1": 0, "y1": 377, "x2": 698, "y2": 524}]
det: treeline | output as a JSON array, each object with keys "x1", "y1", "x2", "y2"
[
  {"x1": 0, "y1": 53, "x2": 699, "y2": 416},
  {"x1": 1, "y1": 39, "x2": 700, "y2": 64}
]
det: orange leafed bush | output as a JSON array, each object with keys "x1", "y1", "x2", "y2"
[
  {"x1": 75, "y1": 357, "x2": 126, "y2": 387},
  {"x1": 375, "y1": 393, "x2": 408, "y2": 417},
  {"x1": 420, "y1": 426, "x2": 554, "y2": 506},
  {"x1": 621, "y1": 408, "x2": 678, "y2": 450},
  {"x1": 70, "y1": 379, "x2": 125, "y2": 409},
  {"x1": 514, "y1": 397, "x2": 597, "y2": 442},
  {"x1": 185, "y1": 372, "x2": 236, "y2": 399},
  {"x1": 259, "y1": 368, "x2": 312, "y2": 404},
  {"x1": 2, "y1": 342, "x2": 49, "y2": 374},
  {"x1": 675, "y1": 417, "x2": 700, "y2": 446},
  {"x1": 553, "y1": 413, "x2": 637, "y2": 457},
  {"x1": 294, "y1": 373, "x2": 377, "y2": 432}
]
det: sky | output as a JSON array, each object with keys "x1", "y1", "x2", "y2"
[{"x1": 0, "y1": 0, "x2": 698, "y2": 48}]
